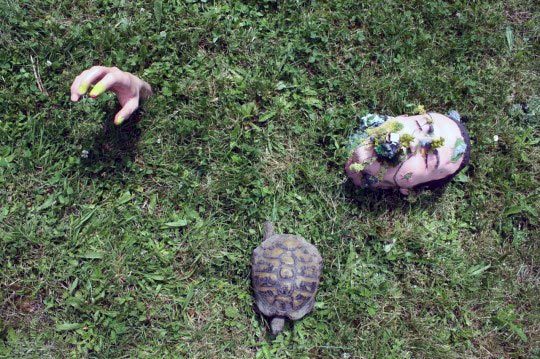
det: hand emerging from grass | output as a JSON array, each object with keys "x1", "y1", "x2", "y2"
[{"x1": 70, "y1": 66, "x2": 152, "y2": 125}]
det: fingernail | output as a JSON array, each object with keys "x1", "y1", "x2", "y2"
[
  {"x1": 78, "y1": 82, "x2": 89, "y2": 95},
  {"x1": 89, "y1": 83, "x2": 106, "y2": 97},
  {"x1": 114, "y1": 115, "x2": 124, "y2": 125}
]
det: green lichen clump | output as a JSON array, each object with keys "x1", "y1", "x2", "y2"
[
  {"x1": 413, "y1": 104, "x2": 427, "y2": 115},
  {"x1": 366, "y1": 120, "x2": 404, "y2": 144},
  {"x1": 451, "y1": 138, "x2": 467, "y2": 162},
  {"x1": 431, "y1": 137, "x2": 445, "y2": 149},
  {"x1": 399, "y1": 133, "x2": 415, "y2": 147},
  {"x1": 402, "y1": 172, "x2": 413, "y2": 181},
  {"x1": 349, "y1": 163, "x2": 365, "y2": 173},
  {"x1": 349, "y1": 157, "x2": 377, "y2": 173}
]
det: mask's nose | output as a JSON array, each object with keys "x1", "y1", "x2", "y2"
[{"x1": 352, "y1": 145, "x2": 376, "y2": 166}]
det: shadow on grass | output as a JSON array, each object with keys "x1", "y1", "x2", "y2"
[
  {"x1": 341, "y1": 178, "x2": 448, "y2": 215},
  {"x1": 80, "y1": 106, "x2": 143, "y2": 174}
]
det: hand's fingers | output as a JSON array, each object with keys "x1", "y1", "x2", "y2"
[
  {"x1": 70, "y1": 69, "x2": 91, "y2": 101},
  {"x1": 88, "y1": 72, "x2": 124, "y2": 98},
  {"x1": 114, "y1": 98, "x2": 139, "y2": 125},
  {"x1": 80, "y1": 67, "x2": 110, "y2": 89},
  {"x1": 70, "y1": 66, "x2": 109, "y2": 101}
]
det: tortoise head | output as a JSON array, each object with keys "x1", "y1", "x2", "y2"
[{"x1": 263, "y1": 221, "x2": 275, "y2": 241}]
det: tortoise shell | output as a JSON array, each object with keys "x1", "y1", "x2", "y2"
[{"x1": 252, "y1": 224, "x2": 322, "y2": 324}]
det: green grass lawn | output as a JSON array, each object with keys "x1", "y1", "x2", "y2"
[{"x1": 1, "y1": 1, "x2": 539, "y2": 357}]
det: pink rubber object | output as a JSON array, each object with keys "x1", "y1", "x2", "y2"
[
  {"x1": 70, "y1": 66, "x2": 152, "y2": 125},
  {"x1": 345, "y1": 113, "x2": 470, "y2": 195}
]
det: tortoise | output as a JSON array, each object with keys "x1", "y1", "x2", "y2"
[{"x1": 251, "y1": 221, "x2": 323, "y2": 335}]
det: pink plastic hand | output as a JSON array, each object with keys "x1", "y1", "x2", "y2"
[{"x1": 70, "y1": 66, "x2": 152, "y2": 125}]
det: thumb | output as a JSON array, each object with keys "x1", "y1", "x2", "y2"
[{"x1": 114, "y1": 98, "x2": 139, "y2": 125}]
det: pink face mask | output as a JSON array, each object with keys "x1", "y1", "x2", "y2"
[{"x1": 345, "y1": 111, "x2": 470, "y2": 195}]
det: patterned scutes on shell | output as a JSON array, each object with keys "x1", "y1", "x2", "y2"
[{"x1": 252, "y1": 234, "x2": 322, "y2": 320}]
